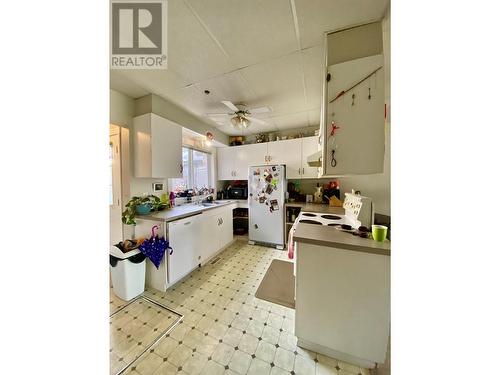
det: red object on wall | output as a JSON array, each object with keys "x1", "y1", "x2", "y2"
[{"x1": 330, "y1": 121, "x2": 340, "y2": 136}]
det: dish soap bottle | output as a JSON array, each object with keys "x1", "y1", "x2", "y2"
[
  {"x1": 161, "y1": 192, "x2": 170, "y2": 208},
  {"x1": 314, "y1": 183, "x2": 323, "y2": 203}
]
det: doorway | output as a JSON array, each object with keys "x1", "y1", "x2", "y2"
[{"x1": 109, "y1": 125, "x2": 123, "y2": 245}]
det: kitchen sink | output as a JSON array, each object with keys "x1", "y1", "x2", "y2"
[{"x1": 202, "y1": 201, "x2": 226, "y2": 207}]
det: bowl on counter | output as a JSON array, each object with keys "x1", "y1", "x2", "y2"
[{"x1": 135, "y1": 204, "x2": 151, "y2": 215}]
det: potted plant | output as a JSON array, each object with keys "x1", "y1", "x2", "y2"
[{"x1": 122, "y1": 195, "x2": 163, "y2": 225}]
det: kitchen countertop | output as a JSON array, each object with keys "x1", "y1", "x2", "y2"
[
  {"x1": 285, "y1": 202, "x2": 345, "y2": 215},
  {"x1": 293, "y1": 223, "x2": 390, "y2": 256},
  {"x1": 136, "y1": 200, "x2": 239, "y2": 223}
]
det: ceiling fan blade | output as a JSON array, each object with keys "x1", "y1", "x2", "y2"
[
  {"x1": 248, "y1": 106, "x2": 271, "y2": 114},
  {"x1": 222, "y1": 100, "x2": 239, "y2": 112},
  {"x1": 246, "y1": 116, "x2": 268, "y2": 125},
  {"x1": 206, "y1": 113, "x2": 231, "y2": 116}
]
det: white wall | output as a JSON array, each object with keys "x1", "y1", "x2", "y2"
[{"x1": 110, "y1": 89, "x2": 134, "y2": 128}]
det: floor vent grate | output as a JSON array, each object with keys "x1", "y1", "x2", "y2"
[{"x1": 210, "y1": 257, "x2": 221, "y2": 265}]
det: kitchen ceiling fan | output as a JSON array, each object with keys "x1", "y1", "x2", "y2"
[{"x1": 206, "y1": 101, "x2": 271, "y2": 129}]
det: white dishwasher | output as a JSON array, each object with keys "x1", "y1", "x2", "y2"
[{"x1": 167, "y1": 213, "x2": 203, "y2": 285}]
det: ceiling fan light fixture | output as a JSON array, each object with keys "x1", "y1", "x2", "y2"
[{"x1": 230, "y1": 115, "x2": 250, "y2": 129}]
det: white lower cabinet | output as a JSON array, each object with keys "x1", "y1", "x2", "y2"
[
  {"x1": 219, "y1": 208, "x2": 234, "y2": 249},
  {"x1": 139, "y1": 204, "x2": 236, "y2": 292},
  {"x1": 167, "y1": 214, "x2": 203, "y2": 285},
  {"x1": 200, "y1": 212, "x2": 219, "y2": 263},
  {"x1": 200, "y1": 205, "x2": 235, "y2": 263}
]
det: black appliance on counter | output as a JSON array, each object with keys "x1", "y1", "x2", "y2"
[{"x1": 227, "y1": 186, "x2": 248, "y2": 200}]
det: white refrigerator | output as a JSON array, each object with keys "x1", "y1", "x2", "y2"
[{"x1": 248, "y1": 165, "x2": 286, "y2": 249}]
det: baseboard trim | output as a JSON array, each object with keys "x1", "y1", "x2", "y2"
[{"x1": 297, "y1": 337, "x2": 376, "y2": 369}]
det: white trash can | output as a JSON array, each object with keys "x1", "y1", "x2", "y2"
[{"x1": 110, "y1": 245, "x2": 146, "y2": 301}]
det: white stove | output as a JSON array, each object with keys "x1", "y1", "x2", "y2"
[
  {"x1": 296, "y1": 211, "x2": 359, "y2": 228},
  {"x1": 296, "y1": 192, "x2": 373, "y2": 229},
  {"x1": 288, "y1": 193, "x2": 374, "y2": 266}
]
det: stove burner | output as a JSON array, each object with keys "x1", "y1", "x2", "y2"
[
  {"x1": 302, "y1": 213, "x2": 317, "y2": 217},
  {"x1": 327, "y1": 223, "x2": 342, "y2": 227},
  {"x1": 321, "y1": 215, "x2": 342, "y2": 220},
  {"x1": 299, "y1": 219, "x2": 322, "y2": 225}
]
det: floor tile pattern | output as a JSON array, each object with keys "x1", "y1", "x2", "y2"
[
  {"x1": 110, "y1": 293, "x2": 182, "y2": 375},
  {"x1": 112, "y1": 241, "x2": 372, "y2": 375}
]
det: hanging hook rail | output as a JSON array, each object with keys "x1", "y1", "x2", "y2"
[{"x1": 329, "y1": 66, "x2": 382, "y2": 103}]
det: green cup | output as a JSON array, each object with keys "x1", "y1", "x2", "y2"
[{"x1": 371, "y1": 225, "x2": 388, "y2": 242}]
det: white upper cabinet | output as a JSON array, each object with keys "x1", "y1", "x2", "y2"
[
  {"x1": 321, "y1": 22, "x2": 386, "y2": 176},
  {"x1": 301, "y1": 136, "x2": 320, "y2": 178},
  {"x1": 217, "y1": 146, "x2": 235, "y2": 180},
  {"x1": 234, "y1": 143, "x2": 268, "y2": 179},
  {"x1": 133, "y1": 113, "x2": 182, "y2": 178},
  {"x1": 216, "y1": 136, "x2": 319, "y2": 180},
  {"x1": 217, "y1": 143, "x2": 267, "y2": 180},
  {"x1": 268, "y1": 138, "x2": 302, "y2": 179}
]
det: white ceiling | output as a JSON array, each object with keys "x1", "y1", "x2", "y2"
[{"x1": 111, "y1": 0, "x2": 388, "y2": 136}]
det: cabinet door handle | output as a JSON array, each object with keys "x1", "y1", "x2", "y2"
[
  {"x1": 302, "y1": 168, "x2": 305, "y2": 174},
  {"x1": 180, "y1": 164, "x2": 183, "y2": 174},
  {"x1": 184, "y1": 221, "x2": 191, "y2": 225},
  {"x1": 298, "y1": 168, "x2": 301, "y2": 175}
]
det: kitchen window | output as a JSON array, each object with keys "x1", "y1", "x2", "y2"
[{"x1": 171, "y1": 147, "x2": 211, "y2": 191}]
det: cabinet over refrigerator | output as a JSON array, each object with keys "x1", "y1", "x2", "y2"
[{"x1": 248, "y1": 165, "x2": 286, "y2": 249}]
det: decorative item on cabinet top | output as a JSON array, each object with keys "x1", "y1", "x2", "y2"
[
  {"x1": 229, "y1": 136, "x2": 244, "y2": 146},
  {"x1": 255, "y1": 133, "x2": 268, "y2": 143}
]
